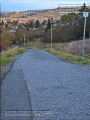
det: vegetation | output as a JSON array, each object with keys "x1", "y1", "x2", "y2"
[
  {"x1": 46, "y1": 19, "x2": 51, "y2": 31},
  {"x1": 0, "y1": 3, "x2": 90, "y2": 66},
  {"x1": 28, "y1": 21, "x2": 34, "y2": 29},
  {"x1": 35, "y1": 20, "x2": 40, "y2": 28},
  {"x1": 1, "y1": 3, "x2": 89, "y2": 51},
  {"x1": 0, "y1": 26, "x2": 43, "y2": 52},
  {"x1": 0, "y1": 32, "x2": 16, "y2": 51},
  {"x1": 1, "y1": 47, "x2": 26, "y2": 68},
  {"x1": 43, "y1": 15, "x2": 90, "y2": 43},
  {"x1": 43, "y1": 3, "x2": 90, "y2": 43},
  {"x1": 47, "y1": 49, "x2": 90, "y2": 65},
  {"x1": 78, "y1": 3, "x2": 90, "y2": 12}
]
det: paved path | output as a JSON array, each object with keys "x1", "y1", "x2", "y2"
[
  {"x1": 1, "y1": 49, "x2": 90, "y2": 120},
  {"x1": 1, "y1": 70, "x2": 33, "y2": 120}
]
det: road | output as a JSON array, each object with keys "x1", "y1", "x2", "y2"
[{"x1": 1, "y1": 49, "x2": 90, "y2": 120}]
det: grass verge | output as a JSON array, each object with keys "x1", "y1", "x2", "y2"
[
  {"x1": 25, "y1": 39, "x2": 90, "y2": 65},
  {"x1": 47, "y1": 49, "x2": 90, "y2": 65},
  {"x1": 1, "y1": 47, "x2": 26, "y2": 69}
]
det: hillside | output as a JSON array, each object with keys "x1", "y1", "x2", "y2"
[{"x1": 4, "y1": 8, "x2": 64, "y2": 22}]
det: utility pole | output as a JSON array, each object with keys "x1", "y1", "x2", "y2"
[
  {"x1": 23, "y1": 34, "x2": 25, "y2": 48},
  {"x1": 82, "y1": 12, "x2": 88, "y2": 59},
  {"x1": 50, "y1": 17, "x2": 53, "y2": 49},
  {"x1": 3, "y1": 19, "x2": 5, "y2": 28}
]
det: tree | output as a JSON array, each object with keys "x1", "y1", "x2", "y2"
[
  {"x1": 26, "y1": 23, "x2": 29, "y2": 31},
  {"x1": 78, "y1": 3, "x2": 89, "y2": 12},
  {"x1": 29, "y1": 22, "x2": 33, "y2": 29},
  {"x1": 0, "y1": 33, "x2": 13, "y2": 50},
  {"x1": 86, "y1": 14, "x2": 90, "y2": 38},
  {"x1": 12, "y1": 20, "x2": 18, "y2": 26},
  {"x1": 45, "y1": 19, "x2": 51, "y2": 31},
  {"x1": 60, "y1": 14, "x2": 67, "y2": 23},
  {"x1": 1, "y1": 20, "x2": 4, "y2": 25},
  {"x1": 43, "y1": 20, "x2": 47, "y2": 25},
  {"x1": 35, "y1": 20, "x2": 40, "y2": 28},
  {"x1": 60, "y1": 13, "x2": 72, "y2": 25},
  {"x1": 5, "y1": 23, "x2": 8, "y2": 28}
]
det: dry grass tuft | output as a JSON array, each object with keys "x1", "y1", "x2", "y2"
[{"x1": 55, "y1": 39, "x2": 90, "y2": 55}]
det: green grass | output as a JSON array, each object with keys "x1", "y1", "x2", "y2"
[
  {"x1": 1, "y1": 47, "x2": 26, "y2": 68},
  {"x1": 47, "y1": 49, "x2": 90, "y2": 65}
]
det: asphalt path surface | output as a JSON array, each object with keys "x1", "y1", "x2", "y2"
[{"x1": 1, "y1": 49, "x2": 90, "y2": 120}]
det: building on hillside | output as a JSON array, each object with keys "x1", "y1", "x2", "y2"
[
  {"x1": 58, "y1": 4, "x2": 84, "y2": 13},
  {"x1": 18, "y1": 19, "x2": 27, "y2": 24}
]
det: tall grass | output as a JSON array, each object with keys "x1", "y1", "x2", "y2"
[{"x1": 1, "y1": 47, "x2": 26, "y2": 68}]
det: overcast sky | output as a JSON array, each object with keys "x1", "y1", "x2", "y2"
[{"x1": 0, "y1": 0, "x2": 90, "y2": 12}]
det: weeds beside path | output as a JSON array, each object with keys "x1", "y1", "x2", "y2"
[
  {"x1": 0, "y1": 47, "x2": 26, "y2": 80},
  {"x1": 47, "y1": 49, "x2": 90, "y2": 65}
]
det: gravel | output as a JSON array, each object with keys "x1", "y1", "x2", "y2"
[{"x1": 1, "y1": 49, "x2": 90, "y2": 120}]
